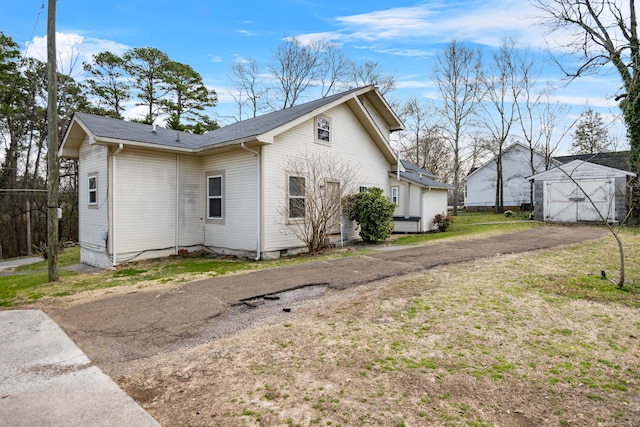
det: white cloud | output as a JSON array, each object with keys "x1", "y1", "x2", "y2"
[
  {"x1": 296, "y1": 1, "x2": 546, "y2": 53},
  {"x1": 238, "y1": 29, "x2": 258, "y2": 37},
  {"x1": 24, "y1": 32, "x2": 129, "y2": 77}
]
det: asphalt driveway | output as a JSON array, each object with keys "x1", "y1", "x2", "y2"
[{"x1": 44, "y1": 224, "x2": 607, "y2": 371}]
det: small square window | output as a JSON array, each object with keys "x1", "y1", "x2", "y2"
[
  {"x1": 88, "y1": 175, "x2": 97, "y2": 206},
  {"x1": 316, "y1": 116, "x2": 330, "y2": 144}
]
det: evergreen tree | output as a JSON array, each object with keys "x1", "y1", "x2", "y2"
[{"x1": 571, "y1": 108, "x2": 610, "y2": 154}]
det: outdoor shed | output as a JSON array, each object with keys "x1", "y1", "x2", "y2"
[{"x1": 529, "y1": 160, "x2": 636, "y2": 223}]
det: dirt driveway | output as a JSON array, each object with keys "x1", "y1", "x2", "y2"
[{"x1": 43, "y1": 225, "x2": 606, "y2": 374}]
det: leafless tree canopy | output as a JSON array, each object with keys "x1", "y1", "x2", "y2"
[
  {"x1": 432, "y1": 40, "x2": 483, "y2": 214},
  {"x1": 281, "y1": 152, "x2": 359, "y2": 253}
]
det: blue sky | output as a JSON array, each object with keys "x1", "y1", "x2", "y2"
[{"x1": 1, "y1": 0, "x2": 628, "y2": 154}]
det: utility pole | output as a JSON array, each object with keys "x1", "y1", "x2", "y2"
[{"x1": 47, "y1": 0, "x2": 59, "y2": 281}]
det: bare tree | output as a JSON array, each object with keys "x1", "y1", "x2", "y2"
[
  {"x1": 399, "y1": 96, "x2": 432, "y2": 168},
  {"x1": 281, "y1": 151, "x2": 359, "y2": 253},
  {"x1": 397, "y1": 96, "x2": 453, "y2": 181},
  {"x1": 533, "y1": 0, "x2": 640, "y2": 220},
  {"x1": 538, "y1": 90, "x2": 573, "y2": 169},
  {"x1": 513, "y1": 45, "x2": 545, "y2": 207},
  {"x1": 348, "y1": 60, "x2": 395, "y2": 95},
  {"x1": 433, "y1": 40, "x2": 483, "y2": 215},
  {"x1": 269, "y1": 37, "x2": 322, "y2": 109},
  {"x1": 228, "y1": 58, "x2": 267, "y2": 120},
  {"x1": 480, "y1": 38, "x2": 529, "y2": 213},
  {"x1": 316, "y1": 41, "x2": 351, "y2": 97}
]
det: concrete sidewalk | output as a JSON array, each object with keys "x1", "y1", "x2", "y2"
[
  {"x1": 0, "y1": 310, "x2": 160, "y2": 427},
  {"x1": 0, "y1": 256, "x2": 42, "y2": 271}
]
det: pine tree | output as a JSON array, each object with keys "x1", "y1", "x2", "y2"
[{"x1": 571, "y1": 108, "x2": 610, "y2": 154}]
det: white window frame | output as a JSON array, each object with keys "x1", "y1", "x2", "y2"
[
  {"x1": 207, "y1": 175, "x2": 223, "y2": 220},
  {"x1": 391, "y1": 186, "x2": 399, "y2": 206},
  {"x1": 288, "y1": 175, "x2": 306, "y2": 220},
  {"x1": 315, "y1": 115, "x2": 331, "y2": 145},
  {"x1": 87, "y1": 174, "x2": 98, "y2": 206}
]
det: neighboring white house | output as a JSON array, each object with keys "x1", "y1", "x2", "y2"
[
  {"x1": 59, "y1": 86, "x2": 451, "y2": 268},
  {"x1": 529, "y1": 160, "x2": 636, "y2": 223},
  {"x1": 464, "y1": 142, "x2": 549, "y2": 211}
]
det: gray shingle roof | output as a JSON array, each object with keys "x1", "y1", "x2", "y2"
[
  {"x1": 396, "y1": 160, "x2": 452, "y2": 189},
  {"x1": 73, "y1": 112, "x2": 213, "y2": 149},
  {"x1": 553, "y1": 151, "x2": 630, "y2": 172},
  {"x1": 206, "y1": 86, "x2": 366, "y2": 145},
  {"x1": 72, "y1": 86, "x2": 369, "y2": 151},
  {"x1": 399, "y1": 171, "x2": 455, "y2": 189}
]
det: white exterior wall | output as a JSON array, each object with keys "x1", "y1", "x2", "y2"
[
  {"x1": 113, "y1": 148, "x2": 181, "y2": 263},
  {"x1": 465, "y1": 145, "x2": 546, "y2": 209},
  {"x1": 78, "y1": 142, "x2": 110, "y2": 268},
  {"x1": 201, "y1": 149, "x2": 259, "y2": 255},
  {"x1": 422, "y1": 190, "x2": 449, "y2": 232},
  {"x1": 177, "y1": 155, "x2": 203, "y2": 247},
  {"x1": 262, "y1": 103, "x2": 393, "y2": 255}
]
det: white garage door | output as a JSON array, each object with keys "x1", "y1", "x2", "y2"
[{"x1": 544, "y1": 179, "x2": 614, "y2": 222}]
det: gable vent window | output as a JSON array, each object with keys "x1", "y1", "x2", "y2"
[{"x1": 315, "y1": 116, "x2": 331, "y2": 144}]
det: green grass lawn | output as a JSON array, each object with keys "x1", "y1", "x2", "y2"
[
  {"x1": 392, "y1": 210, "x2": 538, "y2": 245},
  {"x1": 0, "y1": 211, "x2": 575, "y2": 307}
]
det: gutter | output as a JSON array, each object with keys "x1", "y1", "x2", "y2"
[{"x1": 241, "y1": 143, "x2": 261, "y2": 261}]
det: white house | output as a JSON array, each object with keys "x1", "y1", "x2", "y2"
[
  {"x1": 464, "y1": 142, "x2": 549, "y2": 211},
  {"x1": 59, "y1": 86, "x2": 451, "y2": 268},
  {"x1": 392, "y1": 160, "x2": 454, "y2": 232},
  {"x1": 529, "y1": 160, "x2": 635, "y2": 223}
]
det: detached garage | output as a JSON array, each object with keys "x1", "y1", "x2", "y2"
[{"x1": 530, "y1": 160, "x2": 635, "y2": 223}]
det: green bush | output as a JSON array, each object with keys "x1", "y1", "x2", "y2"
[
  {"x1": 432, "y1": 212, "x2": 453, "y2": 232},
  {"x1": 344, "y1": 187, "x2": 396, "y2": 243}
]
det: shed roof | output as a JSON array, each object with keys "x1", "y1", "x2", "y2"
[
  {"x1": 553, "y1": 151, "x2": 630, "y2": 172},
  {"x1": 529, "y1": 159, "x2": 636, "y2": 181}
]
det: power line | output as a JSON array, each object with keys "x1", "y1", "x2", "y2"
[{"x1": 24, "y1": 0, "x2": 46, "y2": 59}]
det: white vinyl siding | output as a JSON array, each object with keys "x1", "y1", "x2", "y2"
[
  {"x1": 78, "y1": 142, "x2": 109, "y2": 268},
  {"x1": 177, "y1": 156, "x2": 203, "y2": 247},
  {"x1": 262, "y1": 102, "x2": 393, "y2": 252},
  {"x1": 465, "y1": 144, "x2": 547, "y2": 209},
  {"x1": 113, "y1": 149, "x2": 178, "y2": 260},
  {"x1": 201, "y1": 150, "x2": 258, "y2": 253}
]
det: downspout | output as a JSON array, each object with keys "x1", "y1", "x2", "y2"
[
  {"x1": 175, "y1": 154, "x2": 180, "y2": 255},
  {"x1": 112, "y1": 143, "x2": 123, "y2": 267},
  {"x1": 241, "y1": 143, "x2": 261, "y2": 260}
]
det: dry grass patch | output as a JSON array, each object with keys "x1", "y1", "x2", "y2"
[{"x1": 117, "y1": 234, "x2": 640, "y2": 426}]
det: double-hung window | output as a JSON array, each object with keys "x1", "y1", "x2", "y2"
[
  {"x1": 315, "y1": 116, "x2": 331, "y2": 144},
  {"x1": 88, "y1": 175, "x2": 97, "y2": 206},
  {"x1": 391, "y1": 186, "x2": 399, "y2": 206},
  {"x1": 288, "y1": 175, "x2": 306, "y2": 219},
  {"x1": 207, "y1": 175, "x2": 223, "y2": 219}
]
